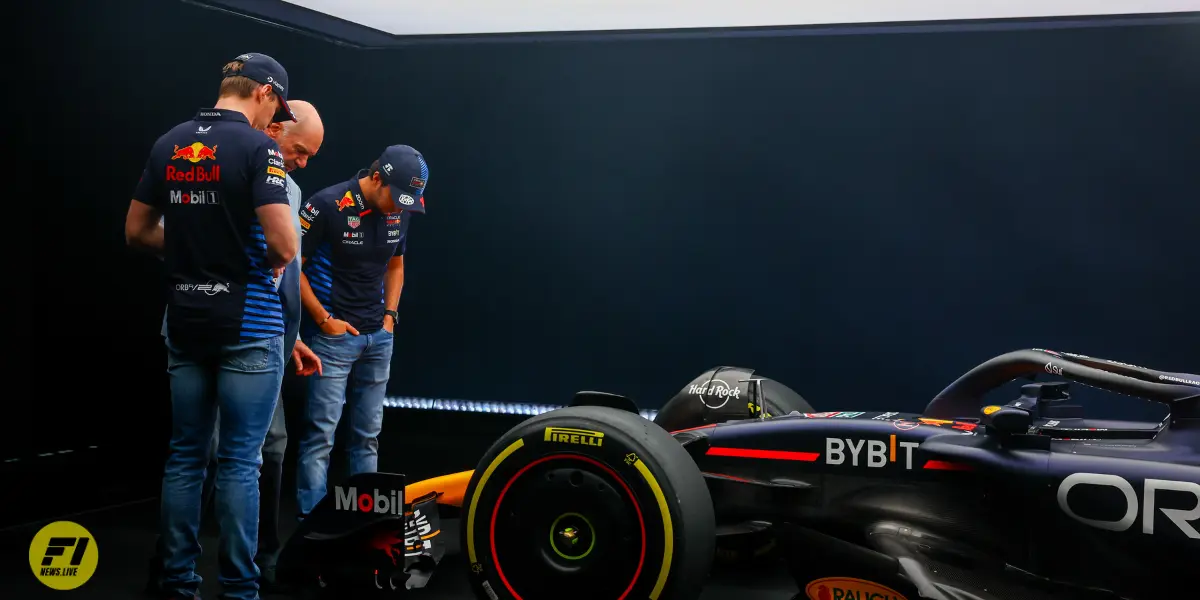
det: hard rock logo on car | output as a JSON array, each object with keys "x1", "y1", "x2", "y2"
[{"x1": 689, "y1": 379, "x2": 741, "y2": 410}]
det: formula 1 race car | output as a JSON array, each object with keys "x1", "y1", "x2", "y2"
[{"x1": 276, "y1": 349, "x2": 1200, "y2": 600}]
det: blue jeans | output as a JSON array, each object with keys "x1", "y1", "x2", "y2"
[
  {"x1": 257, "y1": 396, "x2": 288, "y2": 574},
  {"x1": 160, "y1": 335, "x2": 285, "y2": 600},
  {"x1": 151, "y1": 397, "x2": 289, "y2": 583},
  {"x1": 295, "y1": 329, "x2": 393, "y2": 517}
]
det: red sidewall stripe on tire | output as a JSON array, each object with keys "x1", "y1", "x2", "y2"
[{"x1": 489, "y1": 453, "x2": 647, "y2": 600}]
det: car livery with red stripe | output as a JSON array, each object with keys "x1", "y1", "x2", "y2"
[
  {"x1": 278, "y1": 349, "x2": 1199, "y2": 600},
  {"x1": 650, "y1": 349, "x2": 1198, "y2": 600}
]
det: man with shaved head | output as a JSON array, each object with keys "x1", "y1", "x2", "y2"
[
  {"x1": 146, "y1": 98, "x2": 327, "y2": 595},
  {"x1": 254, "y1": 98, "x2": 325, "y2": 589},
  {"x1": 265, "y1": 99, "x2": 323, "y2": 172}
]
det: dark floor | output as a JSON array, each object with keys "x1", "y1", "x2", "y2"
[
  {"x1": 0, "y1": 407, "x2": 797, "y2": 599},
  {"x1": 0, "y1": 499, "x2": 795, "y2": 599}
]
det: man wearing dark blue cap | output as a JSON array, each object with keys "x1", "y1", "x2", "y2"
[
  {"x1": 292, "y1": 145, "x2": 429, "y2": 517},
  {"x1": 124, "y1": 52, "x2": 300, "y2": 600}
]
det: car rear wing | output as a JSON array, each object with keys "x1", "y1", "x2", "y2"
[{"x1": 923, "y1": 349, "x2": 1198, "y2": 425}]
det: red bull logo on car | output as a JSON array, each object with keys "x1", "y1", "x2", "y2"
[
  {"x1": 171, "y1": 142, "x2": 218, "y2": 163},
  {"x1": 805, "y1": 577, "x2": 908, "y2": 600},
  {"x1": 368, "y1": 529, "x2": 406, "y2": 566}
]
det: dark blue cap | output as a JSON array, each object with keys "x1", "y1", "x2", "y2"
[
  {"x1": 225, "y1": 53, "x2": 295, "y2": 123},
  {"x1": 376, "y1": 145, "x2": 429, "y2": 214}
]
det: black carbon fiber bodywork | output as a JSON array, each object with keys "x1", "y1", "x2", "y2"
[{"x1": 658, "y1": 349, "x2": 1200, "y2": 600}]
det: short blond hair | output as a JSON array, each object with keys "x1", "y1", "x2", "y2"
[{"x1": 218, "y1": 60, "x2": 263, "y2": 99}]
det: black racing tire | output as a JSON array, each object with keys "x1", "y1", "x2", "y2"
[{"x1": 461, "y1": 405, "x2": 716, "y2": 600}]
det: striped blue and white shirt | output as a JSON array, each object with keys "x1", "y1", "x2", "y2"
[
  {"x1": 162, "y1": 173, "x2": 303, "y2": 356},
  {"x1": 138, "y1": 108, "x2": 292, "y2": 346}
]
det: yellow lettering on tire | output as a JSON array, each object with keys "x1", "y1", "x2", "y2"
[
  {"x1": 466, "y1": 439, "x2": 525, "y2": 564},
  {"x1": 466, "y1": 431, "x2": 676, "y2": 600}
]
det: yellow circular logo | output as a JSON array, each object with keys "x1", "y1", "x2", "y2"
[
  {"x1": 28, "y1": 521, "x2": 98, "y2": 590},
  {"x1": 983, "y1": 405, "x2": 1002, "y2": 415}
]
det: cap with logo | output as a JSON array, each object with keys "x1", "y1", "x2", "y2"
[
  {"x1": 225, "y1": 53, "x2": 296, "y2": 123},
  {"x1": 376, "y1": 145, "x2": 429, "y2": 214}
]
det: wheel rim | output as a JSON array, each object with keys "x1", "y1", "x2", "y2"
[
  {"x1": 549, "y1": 512, "x2": 596, "y2": 561},
  {"x1": 489, "y1": 454, "x2": 648, "y2": 600}
]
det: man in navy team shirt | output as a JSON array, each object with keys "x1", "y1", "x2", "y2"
[
  {"x1": 124, "y1": 52, "x2": 299, "y2": 600},
  {"x1": 144, "y1": 99, "x2": 328, "y2": 595},
  {"x1": 293, "y1": 145, "x2": 429, "y2": 517}
]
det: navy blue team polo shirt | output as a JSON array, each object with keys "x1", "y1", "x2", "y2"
[
  {"x1": 133, "y1": 108, "x2": 293, "y2": 346},
  {"x1": 298, "y1": 172, "x2": 416, "y2": 334}
]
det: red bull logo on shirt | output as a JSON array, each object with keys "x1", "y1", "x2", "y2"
[
  {"x1": 336, "y1": 191, "x2": 356, "y2": 211},
  {"x1": 165, "y1": 165, "x2": 220, "y2": 183},
  {"x1": 171, "y1": 142, "x2": 218, "y2": 163}
]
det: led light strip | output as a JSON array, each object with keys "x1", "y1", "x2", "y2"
[
  {"x1": 2, "y1": 405, "x2": 659, "y2": 464},
  {"x1": 384, "y1": 396, "x2": 659, "y2": 422},
  {"x1": 3, "y1": 446, "x2": 99, "y2": 464}
]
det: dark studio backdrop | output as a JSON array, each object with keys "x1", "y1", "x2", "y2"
[{"x1": 10, "y1": 1, "x2": 1200, "y2": 520}]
